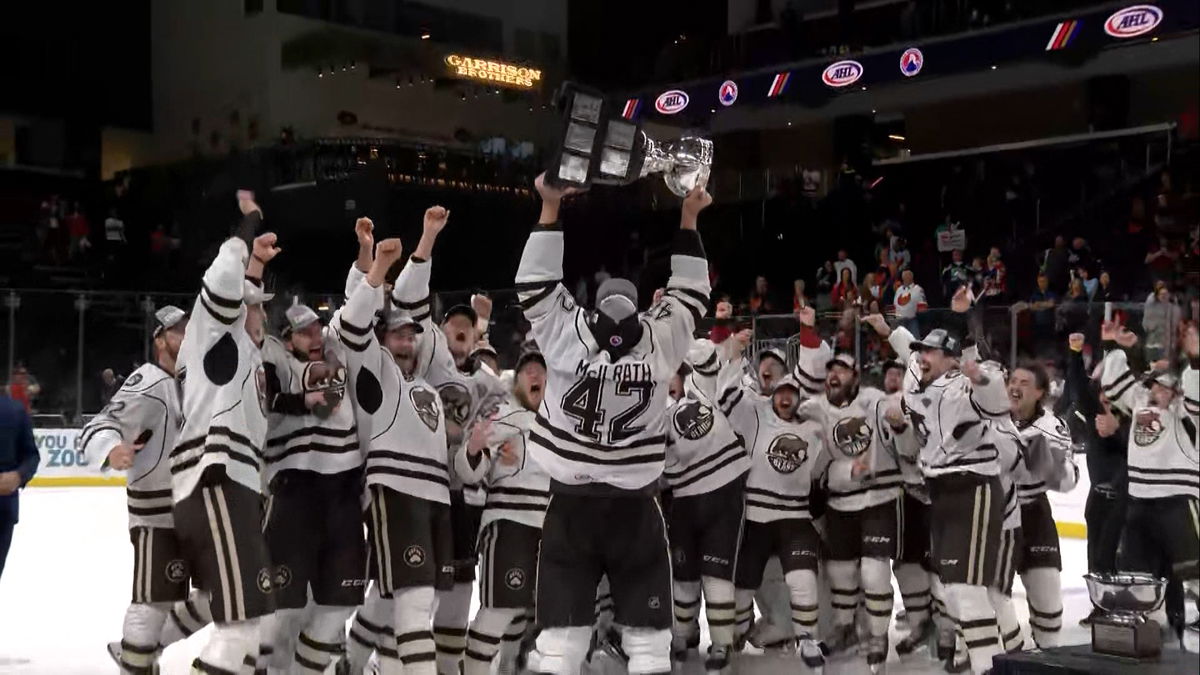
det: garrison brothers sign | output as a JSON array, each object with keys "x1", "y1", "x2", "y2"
[{"x1": 445, "y1": 54, "x2": 543, "y2": 89}]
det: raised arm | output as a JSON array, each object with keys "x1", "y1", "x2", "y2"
[
  {"x1": 337, "y1": 239, "x2": 405, "y2": 376},
  {"x1": 794, "y1": 306, "x2": 832, "y2": 398},
  {"x1": 645, "y1": 186, "x2": 714, "y2": 370},
  {"x1": 1099, "y1": 321, "x2": 1146, "y2": 416}
]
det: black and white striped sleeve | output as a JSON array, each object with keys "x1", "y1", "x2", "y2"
[
  {"x1": 197, "y1": 237, "x2": 248, "y2": 326},
  {"x1": 1100, "y1": 347, "x2": 1143, "y2": 416}
]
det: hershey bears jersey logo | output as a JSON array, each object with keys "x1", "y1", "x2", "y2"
[
  {"x1": 505, "y1": 567, "x2": 527, "y2": 590},
  {"x1": 256, "y1": 567, "x2": 274, "y2": 594},
  {"x1": 410, "y1": 387, "x2": 441, "y2": 432},
  {"x1": 766, "y1": 433, "x2": 809, "y2": 473},
  {"x1": 1133, "y1": 409, "x2": 1164, "y2": 447},
  {"x1": 164, "y1": 559, "x2": 188, "y2": 584},
  {"x1": 123, "y1": 373, "x2": 144, "y2": 388},
  {"x1": 404, "y1": 545, "x2": 427, "y2": 567},
  {"x1": 273, "y1": 564, "x2": 293, "y2": 590},
  {"x1": 439, "y1": 382, "x2": 473, "y2": 442},
  {"x1": 833, "y1": 416, "x2": 872, "y2": 458},
  {"x1": 672, "y1": 399, "x2": 715, "y2": 440}
]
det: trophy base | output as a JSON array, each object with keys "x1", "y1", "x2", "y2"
[{"x1": 1091, "y1": 617, "x2": 1162, "y2": 659}]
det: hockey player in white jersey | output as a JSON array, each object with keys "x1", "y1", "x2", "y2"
[
  {"x1": 664, "y1": 343, "x2": 751, "y2": 673},
  {"x1": 1007, "y1": 358, "x2": 1078, "y2": 648},
  {"x1": 868, "y1": 287, "x2": 1010, "y2": 675},
  {"x1": 336, "y1": 237, "x2": 451, "y2": 675},
  {"x1": 456, "y1": 350, "x2": 549, "y2": 675},
  {"x1": 797, "y1": 308, "x2": 910, "y2": 670},
  {"x1": 516, "y1": 173, "x2": 711, "y2": 675},
  {"x1": 716, "y1": 332, "x2": 829, "y2": 668},
  {"x1": 170, "y1": 197, "x2": 280, "y2": 673},
  {"x1": 1101, "y1": 321, "x2": 1199, "y2": 631},
  {"x1": 256, "y1": 219, "x2": 370, "y2": 673},
  {"x1": 81, "y1": 305, "x2": 188, "y2": 674}
]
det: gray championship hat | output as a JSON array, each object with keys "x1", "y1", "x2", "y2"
[
  {"x1": 1143, "y1": 370, "x2": 1180, "y2": 392},
  {"x1": 910, "y1": 328, "x2": 962, "y2": 357},
  {"x1": 596, "y1": 278, "x2": 639, "y2": 321},
  {"x1": 283, "y1": 304, "x2": 320, "y2": 336},
  {"x1": 772, "y1": 374, "x2": 802, "y2": 394},
  {"x1": 516, "y1": 350, "x2": 546, "y2": 372},
  {"x1": 153, "y1": 305, "x2": 188, "y2": 337},
  {"x1": 243, "y1": 279, "x2": 275, "y2": 306},
  {"x1": 385, "y1": 310, "x2": 425, "y2": 333},
  {"x1": 471, "y1": 341, "x2": 499, "y2": 361},
  {"x1": 758, "y1": 347, "x2": 788, "y2": 368},
  {"x1": 826, "y1": 352, "x2": 858, "y2": 372}
]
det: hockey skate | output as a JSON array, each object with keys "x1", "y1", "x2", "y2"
[
  {"x1": 865, "y1": 635, "x2": 888, "y2": 673},
  {"x1": 795, "y1": 636, "x2": 828, "y2": 670},
  {"x1": 935, "y1": 628, "x2": 956, "y2": 662},
  {"x1": 704, "y1": 644, "x2": 733, "y2": 674},
  {"x1": 586, "y1": 626, "x2": 628, "y2": 666},
  {"x1": 822, "y1": 623, "x2": 859, "y2": 656},
  {"x1": 894, "y1": 618, "x2": 935, "y2": 656},
  {"x1": 671, "y1": 633, "x2": 701, "y2": 666},
  {"x1": 745, "y1": 618, "x2": 794, "y2": 651},
  {"x1": 108, "y1": 642, "x2": 160, "y2": 675},
  {"x1": 942, "y1": 638, "x2": 970, "y2": 674}
]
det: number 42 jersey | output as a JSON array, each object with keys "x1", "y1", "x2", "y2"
[{"x1": 515, "y1": 224, "x2": 710, "y2": 492}]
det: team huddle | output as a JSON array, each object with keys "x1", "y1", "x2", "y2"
[{"x1": 80, "y1": 173, "x2": 1198, "y2": 675}]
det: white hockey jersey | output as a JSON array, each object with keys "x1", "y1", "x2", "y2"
[
  {"x1": 261, "y1": 335, "x2": 361, "y2": 482},
  {"x1": 1101, "y1": 349, "x2": 1199, "y2": 500},
  {"x1": 170, "y1": 237, "x2": 269, "y2": 502},
  {"x1": 889, "y1": 328, "x2": 1008, "y2": 478},
  {"x1": 988, "y1": 419, "x2": 1029, "y2": 531},
  {"x1": 81, "y1": 363, "x2": 181, "y2": 528},
  {"x1": 719, "y1": 359, "x2": 826, "y2": 523},
  {"x1": 664, "y1": 375, "x2": 749, "y2": 499},
  {"x1": 336, "y1": 280, "x2": 449, "y2": 505},
  {"x1": 454, "y1": 396, "x2": 549, "y2": 531},
  {"x1": 391, "y1": 257, "x2": 507, "y2": 497},
  {"x1": 1014, "y1": 409, "x2": 1078, "y2": 503},
  {"x1": 802, "y1": 386, "x2": 909, "y2": 512},
  {"x1": 515, "y1": 225, "x2": 710, "y2": 492}
]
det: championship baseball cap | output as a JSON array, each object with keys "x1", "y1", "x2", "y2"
[
  {"x1": 771, "y1": 374, "x2": 802, "y2": 395},
  {"x1": 443, "y1": 304, "x2": 478, "y2": 325},
  {"x1": 516, "y1": 350, "x2": 546, "y2": 372},
  {"x1": 471, "y1": 341, "x2": 498, "y2": 361},
  {"x1": 1143, "y1": 370, "x2": 1180, "y2": 392},
  {"x1": 758, "y1": 348, "x2": 787, "y2": 368},
  {"x1": 243, "y1": 279, "x2": 275, "y2": 306},
  {"x1": 153, "y1": 305, "x2": 187, "y2": 337},
  {"x1": 910, "y1": 329, "x2": 962, "y2": 357},
  {"x1": 283, "y1": 305, "x2": 320, "y2": 336},
  {"x1": 882, "y1": 359, "x2": 905, "y2": 375},
  {"x1": 826, "y1": 352, "x2": 858, "y2": 372},
  {"x1": 596, "y1": 278, "x2": 639, "y2": 322},
  {"x1": 385, "y1": 310, "x2": 424, "y2": 333}
]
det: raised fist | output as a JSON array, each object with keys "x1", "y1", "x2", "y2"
[
  {"x1": 951, "y1": 285, "x2": 972, "y2": 314},
  {"x1": 424, "y1": 206, "x2": 450, "y2": 234},
  {"x1": 682, "y1": 186, "x2": 713, "y2": 220},
  {"x1": 471, "y1": 293, "x2": 493, "y2": 321},
  {"x1": 252, "y1": 232, "x2": 281, "y2": 263},
  {"x1": 374, "y1": 238, "x2": 404, "y2": 266},
  {"x1": 862, "y1": 313, "x2": 891, "y2": 337},
  {"x1": 534, "y1": 172, "x2": 585, "y2": 203},
  {"x1": 355, "y1": 217, "x2": 374, "y2": 247},
  {"x1": 796, "y1": 305, "x2": 816, "y2": 328}
]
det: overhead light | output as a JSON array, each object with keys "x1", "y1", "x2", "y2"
[
  {"x1": 1151, "y1": 36, "x2": 1159, "y2": 42},
  {"x1": 990, "y1": 65, "x2": 997, "y2": 70},
  {"x1": 710, "y1": 108, "x2": 715, "y2": 113},
  {"x1": 888, "y1": 134, "x2": 906, "y2": 141},
  {"x1": 317, "y1": 69, "x2": 323, "y2": 78},
  {"x1": 395, "y1": 79, "x2": 401, "y2": 89},
  {"x1": 786, "y1": 121, "x2": 792, "y2": 127},
  {"x1": 420, "y1": 31, "x2": 431, "y2": 40},
  {"x1": 871, "y1": 109, "x2": 877, "y2": 114},
  {"x1": 860, "y1": 85, "x2": 867, "y2": 91},
  {"x1": 350, "y1": 61, "x2": 356, "y2": 70}
]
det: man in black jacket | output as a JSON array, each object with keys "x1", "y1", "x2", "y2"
[{"x1": 0, "y1": 389, "x2": 40, "y2": 581}]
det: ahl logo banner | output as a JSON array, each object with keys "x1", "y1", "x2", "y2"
[
  {"x1": 1104, "y1": 5, "x2": 1163, "y2": 38},
  {"x1": 822, "y1": 60, "x2": 864, "y2": 87},
  {"x1": 655, "y1": 90, "x2": 689, "y2": 115}
]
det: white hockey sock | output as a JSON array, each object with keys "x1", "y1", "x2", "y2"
[
  {"x1": 394, "y1": 586, "x2": 437, "y2": 675},
  {"x1": 464, "y1": 607, "x2": 523, "y2": 675},
  {"x1": 295, "y1": 605, "x2": 353, "y2": 673},
  {"x1": 1021, "y1": 567, "x2": 1063, "y2": 648},
  {"x1": 702, "y1": 575, "x2": 737, "y2": 648},
  {"x1": 497, "y1": 608, "x2": 530, "y2": 673},
  {"x1": 825, "y1": 559, "x2": 861, "y2": 628},
  {"x1": 120, "y1": 603, "x2": 168, "y2": 673},
  {"x1": 529, "y1": 626, "x2": 591, "y2": 674},
  {"x1": 433, "y1": 582, "x2": 472, "y2": 675},
  {"x1": 622, "y1": 627, "x2": 672, "y2": 674},
  {"x1": 196, "y1": 618, "x2": 260, "y2": 674},
  {"x1": 893, "y1": 562, "x2": 933, "y2": 626},
  {"x1": 348, "y1": 583, "x2": 392, "y2": 671},
  {"x1": 594, "y1": 576, "x2": 615, "y2": 633},
  {"x1": 930, "y1": 575, "x2": 954, "y2": 635},
  {"x1": 161, "y1": 590, "x2": 212, "y2": 647},
  {"x1": 785, "y1": 569, "x2": 820, "y2": 639},
  {"x1": 259, "y1": 608, "x2": 304, "y2": 671},
  {"x1": 671, "y1": 580, "x2": 701, "y2": 645},
  {"x1": 734, "y1": 589, "x2": 756, "y2": 644},
  {"x1": 755, "y1": 557, "x2": 793, "y2": 632},
  {"x1": 944, "y1": 583, "x2": 1001, "y2": 675},
  {"x1": 861, "y1": 557, "x2": 894, "y2": 638},
  {"x1": 988, "y1": 587, "x2": 1024, "y2": 652}
]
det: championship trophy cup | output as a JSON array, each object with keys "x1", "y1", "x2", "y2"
[
  {"x1": 547, "y1": 82, "x2": 712, "y2": 195},
  {"x1": 1084, "y1": 572, "x2": 1167, "y2": 658}
]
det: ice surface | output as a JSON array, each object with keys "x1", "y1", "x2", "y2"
[{"x1": 0, "y1": 487, "x2": 1171, "y2": 674}]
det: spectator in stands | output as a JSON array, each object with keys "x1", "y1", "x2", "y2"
[
  {"x1": 815, "y1": 261, "x2": 836, "y2": 309},
  {"x1": 710, "y1": 299, "x2": 734, "y2": 344},
  {"x1": 1029, "y1": 274, "x2": 1058, "y2": 352},
  {"x1": 1095, "y1": 270, "x2": 1117, "y2": 303},
  {"x1": 1057, "y1": 278, "x2": 1090, "y2": 337},
  {"x1": 888, "y1": 236, "x2": 911, "y2": 272},
  {"x1": 981, "y1": 246, "x2": 1007, "y2": 302},
  {"x1": 1, "y1": 386, "x2": 39, "y2": 581},
  {"x1": 942, "y1": 248, "x2": 972, "y2": 301},
  {"x1": 832, "y1": 267, "x2": 857, "y2": 310},
  {"x1": 834, "y1": 249, "x2": 858, "y2": 284},
  {"x1": 1144, "y1": 235, "x2": 1180, "y2": 288},
  {"x1": 5, "y1": 367, "x2": 39, "y2": 414},
  {"x1": 861, "y1": 272, "x2": 882, "y2": 305},
  {"x1": 65, "y1": 202, "x2": 91, "y2": 263},
  {"x1": 1042, "y1": 234, "x2": 1071, "y2": 293},
  {"x1": 893, "y1": 269, "x2": 927, "y2": 335},
  {"x1": 1077, "y1": 266, "x2": 1098, "y2": 300},
  {"x1": 1142, "y1": 285, "x2": 1181, "y2": 362},
  {"x1": 1068, "y1": 236, "x2": 1095, "y2": 275},
  {"x1": 748, "y1": 275, "x2": 777, "y2": 314},
  {"x1": 792, "y1": 279, "x2": 809, "y2": 311}
]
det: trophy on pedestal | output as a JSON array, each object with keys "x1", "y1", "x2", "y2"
[
  {"x1": 1084, "y1": 572, "x2": 1166, "y2": 658},
  {"x1": 546, "y1": 82, "x2": 712, "y2": 196}
]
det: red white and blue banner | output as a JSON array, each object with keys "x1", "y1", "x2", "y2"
[
  {"x1": 766, "y1": 72, "x2": 791, "y2": 97},
  {"x1": 1046, "y1": 20, "x2": 1082, "y2": 50}
]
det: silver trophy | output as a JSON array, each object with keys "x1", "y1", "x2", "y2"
[
  {"x1": 1085, "y1": 572, "x2": 1166, "y2": 658},
  {"x1": 636, "y1": 133, "x2": 713, "y2": 197}
]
